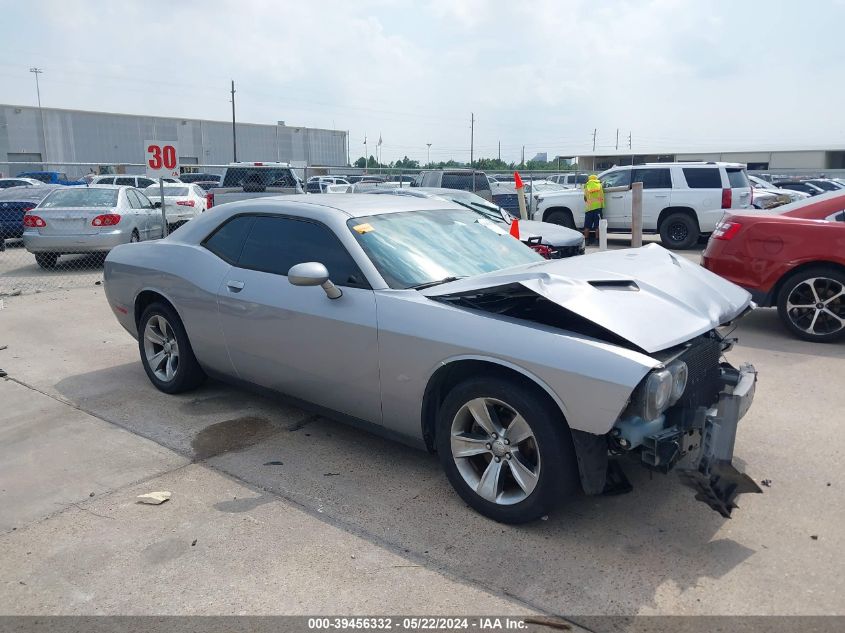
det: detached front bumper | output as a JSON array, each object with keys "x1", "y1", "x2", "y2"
[
  {"x1": 608, "y1": 361, "x2": 761, "y2": 517},
  {"x1": 676, "y1": 362, "x2": 761, "y2": 517}
]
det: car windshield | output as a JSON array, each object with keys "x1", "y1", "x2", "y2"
[
  {"x1": 39, "y1": 188, "x2": 119, "y2": 208},
  {"x1": 348, "y1": 208, "x2": 542, "y2": 289}
]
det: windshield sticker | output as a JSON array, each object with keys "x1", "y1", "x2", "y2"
[{"x1": 353, "y1": 223, "x2": 375, "y2": 234}]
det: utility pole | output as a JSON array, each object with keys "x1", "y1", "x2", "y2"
[
  {"x1": 364, "y1": 134, "x2": 368, "y2": 173},
  {"x1": 426, "y1": 143, "x2": 431, "y2": 166},
  {"x1": 628, "y1": 132, "x2": 633, "y2": 165},
  {"x1": 347, "y1": 131, "x2": 350, "y2": 166},
  {"x1": 470, "y1": 112, "x2": 474, "y2": 167},
  {"x1": 498, "y1": 140, "x2": 501, "y2": 162},
  {"x1": 592, "y1": 128, "x2": 597, "y2": 152},
  {"x1": 521, "y1": 146, "x2": 525, "y2": 168},
  {"x1": 615, "y1": 128, "x2": 619, "y2": 151},
  {"x1": 29, "y1": 68, "x2": 47, "y2": 165},
  {"x1": 230, "y1": 80, "x2": 237, "y2": 162}
]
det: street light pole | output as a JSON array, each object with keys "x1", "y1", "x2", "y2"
[
  {"x1": 29, "y1": 67, "x2": 47, "y2": 166},
  {"x1": 230, "y1": 80, "x2": 237, "y2": 162},
  {"x1": 426, "y1": 143, "x2": 431, "y2": 167}
]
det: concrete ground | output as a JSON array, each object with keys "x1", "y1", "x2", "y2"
[{"x1": 1, "y1": 244, "x2": 844, "y2": 618}]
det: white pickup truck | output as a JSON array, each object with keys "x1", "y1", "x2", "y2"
[
  {"x1": 533, "y1": 162, "x2": 753, "y2": 249},
  {"x1": 206, "y1": 162, "x2": 303, "y2": 209}
]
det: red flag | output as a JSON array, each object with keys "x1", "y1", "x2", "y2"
[
  {"x1": 514, "y1": 171, "x2": 524, "y2": 189},
  {"x1": 509, "y1": 217, "x2": 520, "y2": 238}
]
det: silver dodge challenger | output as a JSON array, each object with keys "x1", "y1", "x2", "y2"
[{"x1": 104, "y1": 194, "x2": 761, "y2": 523}]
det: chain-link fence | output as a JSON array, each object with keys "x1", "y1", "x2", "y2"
[
  {"x1": 1, "y1": 160, "x2": 586, "y2": 296},
  {"x1": 6, "y1": 157, "x2": 841, "y2": 297}
]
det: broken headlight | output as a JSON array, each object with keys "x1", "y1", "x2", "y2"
[
  {"x1": 629, "y1": 368, "x2": 673, "y2": 422},
  {"x1": 667, "y1": 360, "x2": 688, "y2": 405}
]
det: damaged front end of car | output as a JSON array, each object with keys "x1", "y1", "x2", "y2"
[
  {"x1": 423, "y1": 245, "x2": 762, "y2": 516},
  {"x1": 608, "y1": 330, "x2": 761, "y2": 517}
]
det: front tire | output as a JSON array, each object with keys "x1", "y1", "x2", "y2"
[
  {"x1": 35, "y1": 253, "x2": 58, "y2": 269},
  {"x1": 659, "y1": 212, "x2": 699, "y2": 249},
  {"x1": 435, "y1": 376, "x2": 579, "y2": 524},
  {"x1": 139, "y1": 302, "x2": 206, "y2": 393},
  {"x1": 776, "y1": 267, "x2": 845, "y2": 342}
]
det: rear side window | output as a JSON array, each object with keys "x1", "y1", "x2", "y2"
[
  {"x1": 237, "y1": 216, "x2": 367, "y2": 287},
  {"x1": 632, "y1": 168, "x2": 672, "y2": 189},
  {"x1": 116, "y1": 177, "x2": 135, "y2": 186},
  {"x1": 682, "y1": 168, "x2": 721, "y2": 189},
  {"x1": 137, "y1": 178, "x2": 156, "y2": 188},
  {"x1": 726, "y1": 169, "x2": 749, "y2": 188},
  {"x1": 97, "y1": 177, "x2": 115, "y2": 184},
  {"x1": 203, "y1": 215, "x2": 256, "y2": 264}
]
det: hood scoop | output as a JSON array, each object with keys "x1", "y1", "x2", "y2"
[{"x1": 588, "y1": 280, "x2": 639, "y2": 291}]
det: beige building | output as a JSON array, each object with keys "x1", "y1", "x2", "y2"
[{"x1": 577, "y1": 148, "x2": 845, "y2": 173}]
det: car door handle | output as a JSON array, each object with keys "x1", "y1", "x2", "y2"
[
  {"x1": 654, "y1": 194, "x2": 669, "y2": 198},
  {"x1": 226, "y1": 280, "x2": 245, "y2": 292},
  {"x1": 611, "y1": 194, "x2": 624, "y2": 198}
]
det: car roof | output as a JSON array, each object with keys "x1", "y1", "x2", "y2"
[{"x1": 268, "y1": 193, "x2": 460, "y2": 218}]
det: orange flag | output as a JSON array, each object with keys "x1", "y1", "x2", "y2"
[
  {"x1": 509, "y1": 217, "x2": 520, "y2": 238},
  {"x1": 514, "y1": 171, "x2": 524, "y2": 189}
]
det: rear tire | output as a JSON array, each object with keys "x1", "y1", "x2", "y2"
[
  {"x1": 138, "y1": 302, "x2": 206, "y2": 393},
  {"x1": 659, "y1": 212, "x2": 699, "y2": 249},
  {"x1": 546, "y1": 209, "x2": 576, "y2": 229},
  {"x1": 130, "y1": 230, "x2": 140, "y2": 243},
  {"x1": 435, "y1": 376, "x2": 579, "y2": 524},
  {"x1": 776, "y1": 267, "x2": 845, "y2": 343},
  {"x1": 35, "y1": 253, "x2": 58, "y2": 269}
]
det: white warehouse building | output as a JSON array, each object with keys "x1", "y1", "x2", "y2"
[
  {"x1": 576, "y1": 148, "x2": 845, "y2": 173},
  {"x1": 0, "y1": 104, "x2": 348, "y2": 177}
]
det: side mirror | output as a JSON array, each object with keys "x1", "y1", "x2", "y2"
[
  {"x1": 288, "y1": 262, "x2": 342, "y2": 299},
  {"x1": 153, "y1": 201, "x2": 162, "y2": 208}
]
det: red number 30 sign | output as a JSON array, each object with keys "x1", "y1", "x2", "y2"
[{"x1": 145, "y1": 140, "x2": 180, "y2": 178}]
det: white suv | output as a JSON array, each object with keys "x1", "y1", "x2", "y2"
[{"x1": 533, "y1": 162, "x2": 753, "y2": 249}]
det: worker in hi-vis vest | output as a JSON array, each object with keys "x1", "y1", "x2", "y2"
[{"x1": 582, "y1": 174, "x2": 604, "y2": 245}]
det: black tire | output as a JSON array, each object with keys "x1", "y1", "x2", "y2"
[
  {"x1": 35, "y1": 252, "x2": 58, "y2": 269},
  {"x1": 435, "y1": 376, "x2": 579, "y2": 524},
  {"x1": 776, "y1": 267, "x2": 845, "y2": 343},
  {"x1": 659, "y1": 212, "x2": 699, "y2": 249},
  {"x1": 138, "y1": 302, "x2": 206, "y2": 393},
  {"x1": 545, "y1": 209, "x2": 576, "y2": 229},
  {"x1": 130, "y1": 230, "x2": 140, "y2": 243}
]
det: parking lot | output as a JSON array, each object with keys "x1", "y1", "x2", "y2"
[{"x1": 1, "y1": 238, "x2": 843, "y2": 620}]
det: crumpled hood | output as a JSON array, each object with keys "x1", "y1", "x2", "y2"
[
  {"x1": 517, "y1": 219, "x2": 583, "y2": 247},
  {"x1": 422, "y1": 244, "x2": 752, "y2": 353}
]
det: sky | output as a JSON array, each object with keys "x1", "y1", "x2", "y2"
[{"x1": 1, "y1": 0, "x2": 844, "y2": 164}]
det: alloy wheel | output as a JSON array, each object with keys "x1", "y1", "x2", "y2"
[
  {"x1": 785, "y1": 276, "x2": 845, "y2": 337},
  {"x1": 143, "y1": 314, "x2": 180, "y2": 382},
  {"x1": 450, "y1": 397, "x2": 541, "y2": 505}
]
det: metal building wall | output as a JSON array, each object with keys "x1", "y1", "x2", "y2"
[{"x1": 0, "y1": 104, "x2": 347, "y2": 176}]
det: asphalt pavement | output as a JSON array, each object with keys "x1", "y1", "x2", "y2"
[{"x1": 0, "y1": 245, "x2": 843, "y2": 618}]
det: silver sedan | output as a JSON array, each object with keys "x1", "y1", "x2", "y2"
[
  {"x1": 23, "y1": 185, "x2": 164, "y2": 269},
  {"x1": 104, "y1": 194, "x2": 760, "y2": 523}
]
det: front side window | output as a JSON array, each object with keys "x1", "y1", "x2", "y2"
[
  {"x1": 632, "y1": 168, "x2": 672, "y2": 189},
  {"x1": 40, "y1": 188, "x2": 119, "y2": 208},
  {"x1": 601, "y1": 170, "x2": 631, "y2": 188},
  {"x1": 137, "y1": 178, "x2": 156, "y2": 188},
  {"x1": 137, "y1": 191, "x2": 154, "y2": 208},
  {"x1": 116, "y1": 177, "x2": 135, "y2": 186},
  {"x1": 237, "y1": 216, "x2": 367, "y2": 288},
  {"x1": 348, "y1": 208, "x2": 542, "y2": 289},
  {"x1": 96, "y1": 177, "x2": 115, "y2": 184}
]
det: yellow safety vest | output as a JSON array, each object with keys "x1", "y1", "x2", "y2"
[{"x1": 584, "y1": 180, "x2": 604, "y2": 211}]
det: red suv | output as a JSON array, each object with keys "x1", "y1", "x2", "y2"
[{"x1": 702, "y1": 191, "x2": 845, "y2": 342}]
